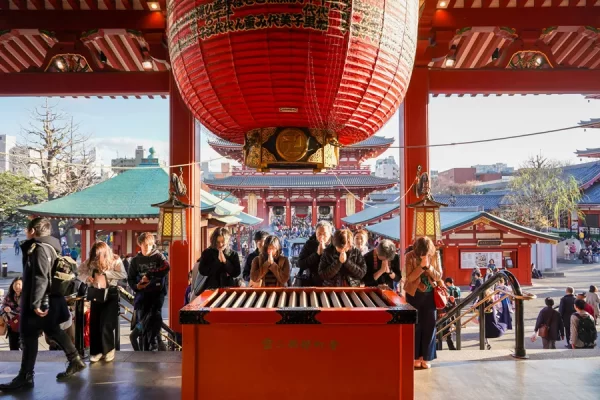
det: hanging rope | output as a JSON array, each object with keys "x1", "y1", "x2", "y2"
[{"x1": 2, "y1": 121, "x2": 595, "y2": 170}]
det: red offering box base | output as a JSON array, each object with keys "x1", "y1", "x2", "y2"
[{"x1": 180, "y1": 288, "x2": 417, "y2": 400}]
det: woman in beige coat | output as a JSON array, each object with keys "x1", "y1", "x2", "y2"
[{"x1": 403, "y1": 236, "x2": 443, "y2": 369}]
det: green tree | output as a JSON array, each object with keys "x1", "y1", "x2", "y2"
[
  {"x1": 500, "y1": 155, "x2": 582, "y2": 230},
  {"x1": 0, "y1": 172, "x2": 45, "y2": 241}
]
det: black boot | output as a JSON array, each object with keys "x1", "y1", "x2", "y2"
[
  {"x1": 56, "y1": 356, "x2": 86, "y2": 380},
  {"x1": 0, "y1": 371, "x2": 34, "y2": 391}
]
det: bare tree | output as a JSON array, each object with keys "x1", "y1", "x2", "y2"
[
  {"x1": 16, "y1": 99, "x2": 98, "y2": 240},
  {"x1": 431, "y1": 175, "x2": 479, "y2": 195},
  {"x1": 499, "y1": 155, "x2": 582, "y2": 230}
]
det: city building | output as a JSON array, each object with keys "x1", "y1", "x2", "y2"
[
  {"x1": 374, "y1": 155, "x2": 399, "y2": 180},
  {"x1": 9, "y1": 145, "x2": 44, "y2": 179},
  {"x1": 472, "y1": 163, "x2": 515, "y2": 175},
  {"x1": 204, "y1": 136, "x2": 398, "y2": 228},
  {"x1": 438, "y1": 167, "x2": 476, "y2": 184},
  {"x1": 0, "y1": 134, "x2": 16, "y2": 173},
  {"x1": 110, "y1": 146, "x2": 164, "y2": 174}
]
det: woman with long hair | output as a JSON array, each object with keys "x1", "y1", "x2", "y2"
[
  {"x1": 2, "y1": 277, "x2": 23, "y2": 350},
  {"x1": 198, "y1": 227, "x2": 241, "y2": 290},
  {"x1": 403, "y1": 236, "x2": 443, "y2": 369},
  {"x1": 353, "y1": 229, "x2": 370, "y2": 256},
  {"x1": 250, "y1": 235, "x2": 290, "y2": 287},
  {"x1": 78, "y1": 242, "x2": 126, "y2": 363}
]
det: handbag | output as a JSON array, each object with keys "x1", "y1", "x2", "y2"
[
  {"x1": 292, "y1": 269, "x2": 312, "y2": 287},
  {"x1": 193, "y1": 272, "x2": 208, "y2": 296},
  {"x1": 87, "y1": 286, "x2": 108, "y2": 303},
  {"x1": 538, "y1": 312, "x2": 553, "y2": 338},
  {"x1": 433, "y1": 284, "x2": 449, "y2": 310},
  {"x1": 0, "y1": 316, "x2": 7, "y2": 336},
  {"x1": 7, "y1": 313, "x2": 19, "y2": 332}
]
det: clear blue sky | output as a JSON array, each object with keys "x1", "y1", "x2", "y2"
[{"x1": 0, "y1": 95, "x2": 597, "y2": 172}]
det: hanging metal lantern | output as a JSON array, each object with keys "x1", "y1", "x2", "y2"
[
  {"x1": 295, "y1": 206, "x2": 309, "y2": 218},
  {"x1": 319, "y1": 206, "x2": 331, "y2": 215},
  {"x1": 151, "y1": 171, "x2": 192, "y2": 243},
  {"x1": 408, "y1": 167, "x2": 447, "y2": 244},
  {"x1": 273, "y1": 206, "x2": 284, "y2": 216},
  {"x1": 167, "y1": 0, "x2": 419, "y2": 171}
]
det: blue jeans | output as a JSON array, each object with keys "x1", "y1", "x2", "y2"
[{"x1": 406, "y1": 290, "x2": 437, "y2": 361}]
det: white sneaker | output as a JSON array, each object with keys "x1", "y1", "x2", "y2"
[
  {"x1": 104, "y1": 349, "x2": 115, "y2": 363},
  {"x1": 89, "y1": 354, "x2": 102, "y2": 363}
]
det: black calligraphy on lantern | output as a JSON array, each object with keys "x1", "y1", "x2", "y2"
[{"x1": 190, "y1": 0, "x2": 339, "y2": 42}]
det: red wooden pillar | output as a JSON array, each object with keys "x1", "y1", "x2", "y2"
[
  {"x1": 312, "y1": 197, "x2": 317, "y2": 226},
  {"x1": 402, "y1": 68, "x2": 429, "y2": 250},
  {"x1": 285, "y1": 198, "x2": 292, "y2": 227},
  {"x1": 169, "y1": 74, "x2": 201, "y2": 333},
  {"x1": 356, "y1": 191, "x2": 364, "y2": 213}
]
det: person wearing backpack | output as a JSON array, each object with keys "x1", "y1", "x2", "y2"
[
  {"x1": 570, "y1": 299, "x2": 598, "y2": 349},
  {"x1": 0, "y1": 218, "x2": 86, "y2": 392}
]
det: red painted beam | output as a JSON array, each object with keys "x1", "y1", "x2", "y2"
[
  {"x1": 428, "y1": 68, "x2": 600, "y2": 94},
  {"x1": 0, "y1": 71, "x2": 169, "y2": 96},
  {"x1": 0, "y1": 10, "x2": 165, "y2": 32},
  {"x1": 430, "y1": 8, "x2": 600, "y2": 31}
]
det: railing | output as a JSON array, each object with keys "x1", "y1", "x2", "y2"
[
  {"x1": 70, "y1": 288, "x2": 181, "y2": 357},
  {"x1": 117, "y1": 287, "x2": 182, "y2": 351},
  {"x1": 435, "y1": 270, "x2": 534, "y2": 358}
]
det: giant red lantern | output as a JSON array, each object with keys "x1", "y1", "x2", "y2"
[{"x1": 167, "y1": 0, "x2": 418, "y2": 170}]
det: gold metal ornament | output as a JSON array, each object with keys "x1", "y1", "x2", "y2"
[{"x1": 275, "y1": 128, "x2": 309, "y2": 162}]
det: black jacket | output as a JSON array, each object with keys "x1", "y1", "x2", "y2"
[
  {"x1": 297, "y1": 234, "x2": 329, "y2": 286},
  {"x1": 198, "y1": 247, "x2": 241, "y2": 289},
  {"x1": 535, "y1": 306, "x2": 565, "y2": 341},
  {"x1": 20, "y1": 236, "x2": 70, "y2": 334},
  {"x1": 319, "y1": 246, "x2": 367, "y2": 287},
  {"x1": 128, "y1": 249, "x2": 170, "y2": 310},
  {"x1": 243, "y1": 249, "x2": 259, "y2": 282},
  {"x1": 559, "y1": 294, "x2": 576, "y2": 324},
  {"x1": 363, "y1": 250, "x2": 401, "y2": 289}
]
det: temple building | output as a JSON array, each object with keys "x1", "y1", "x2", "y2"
[
  {"x1": 204, "y1": 136, "x2": 398, "y2": 229},
  {"x1": 19, "y1": 158, "x2": 262, "y2": 260}
]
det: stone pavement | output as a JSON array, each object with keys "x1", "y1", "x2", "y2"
[{"x1": 0, "y1": 350, "x2": 597, "y2": 399}]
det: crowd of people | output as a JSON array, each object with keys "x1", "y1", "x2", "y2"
[
  {"x1": 531, "y1": 286, "x2": 598, "y2": 349},
  {"x1": 189, "y1": 220, "x2": 446, "y2": 370},
  {"x1": 3, "y1": 215, "x2": 597, "y2": 393},
  {"x1": 0, "y1": 218, "x2": 170, "y2": 392}
]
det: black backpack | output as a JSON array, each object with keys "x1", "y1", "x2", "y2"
[
  {"x1": 36, "y1": 243, "x2": 79, "y2": 297},
  {"x1": 576, "y1": 314, "x2": 597, "y2": 348}
]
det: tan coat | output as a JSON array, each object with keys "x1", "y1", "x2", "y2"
[
  {"x1": 403, "y1": 250, "x2": 443, "y2": 297},
  {"x1": 250, "y1": 254, "x2": 290, "y2": 287}
]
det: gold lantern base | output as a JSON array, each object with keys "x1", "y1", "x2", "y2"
[{"x1": 243, "y1": 127, "x2": 339, "y2": 172}]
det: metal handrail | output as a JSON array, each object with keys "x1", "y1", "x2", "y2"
[
  {"x1": 439, "y1": 289, "x2": 510, "y2": 341},
  {"x1": 117, "y1": 286, "x2": 180, "y2": 351},
  {"x1": 435, "y1": 270, "x2": 530, "y2": 357},
  {"x1": 118, "y1": 303, "x2": 182, "y2": 350}
]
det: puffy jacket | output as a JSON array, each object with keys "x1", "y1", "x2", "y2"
[{"x1": 318, "y1": 247, "x2": 366, "y2": 287}]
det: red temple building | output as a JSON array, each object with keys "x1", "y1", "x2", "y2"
[{"x1": 204, "y1": 136, "x2": 398, "y2": 229}]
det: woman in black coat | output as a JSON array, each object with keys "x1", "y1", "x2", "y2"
[
  {"x1": 319, "y1": 229, "x2": 366, "y2": 287},
  {"x1": 532, "y1": 297, "x2": 565, "y2": 349},
  {"x1": 363, "y1": 239, "x2": 401, "y2": 290},
  {"x1": 199, "y1": 227, "x2": 241, "y2": 290}
]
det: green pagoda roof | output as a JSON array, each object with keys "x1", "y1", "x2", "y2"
[
  {"x1": 20, "y1": 164, "x2": 169, "y2": 218},
  {"x1": 20, "y1": 163, "x2": 263, "y2": 226}
]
